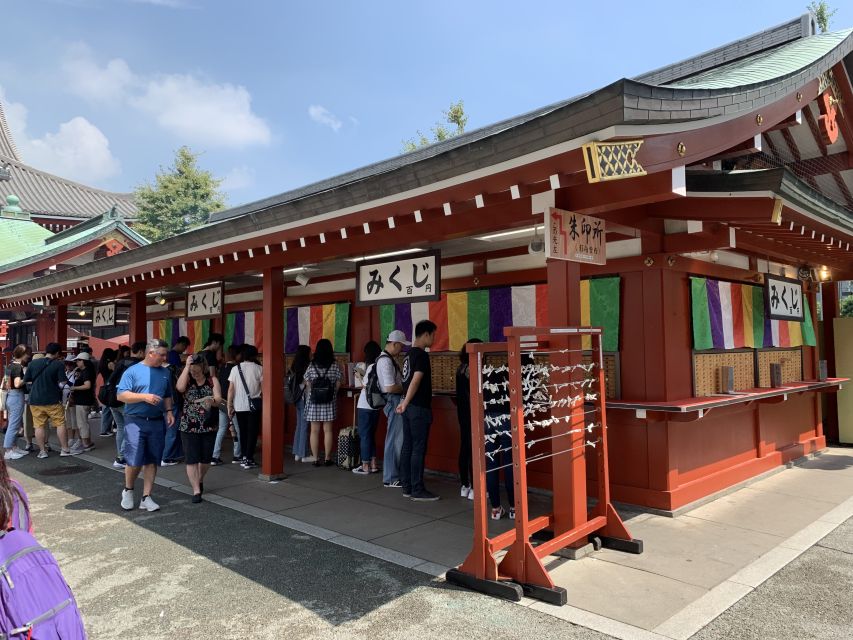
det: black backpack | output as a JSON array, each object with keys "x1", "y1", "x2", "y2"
[
  {"x1": 366, "y1": 353, "x2": 398, "y2": 409},
  {"x1": 284, "y1": 370, "x2": 304, "y2": 404},
  {"x1": 107, "y1": 357, "x2": 137, "y2": 408},
  {"x1": 310, "y1": 367, "x2": 334, "y2": 404}
]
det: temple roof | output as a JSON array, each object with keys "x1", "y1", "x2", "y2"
[{"x1": 0, "y1": 103, "x2": 137, "y2": 220}]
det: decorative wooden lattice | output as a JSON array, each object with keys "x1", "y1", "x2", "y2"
[
  {"x1": 693, "y1": 351, "x2": 755, "y2": 397},
  {"x1": 757, "y1": 348, "x2": 802, "y2": 387}
]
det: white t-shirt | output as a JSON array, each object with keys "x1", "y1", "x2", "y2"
[
  {"x1": 228, "y1": 361, "x2": 263, "y2": 412},
  {"x1": 376, "y1": 352, "x2": 401, "y2": 395},
  {"x1": 357, "y1": 363, "x2": 375, "y2": 410}
]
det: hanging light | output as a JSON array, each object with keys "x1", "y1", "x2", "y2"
[
  {"x1": 154, "y1": 292, "x2": 167, "y2": 305},
  {"x1": 77, "y1": 309, "x2": 86, "y2": 317},
  {"x1": 819, "y1": 265, "x2": 830, "y2": 281}
]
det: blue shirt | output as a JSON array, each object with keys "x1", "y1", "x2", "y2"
[{"x1": 117, "y1": 362, "x2": 173, "y2": 418}]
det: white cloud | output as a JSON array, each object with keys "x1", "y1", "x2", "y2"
[
  {"x1": 308, "y1": 105, "x2": 343, "y2": 132},
  {"x1": 131, "y1": 74, "x2": 270, "y2": 147},
  {"x1": 59, "y1": 43, "x2": 271, "y2": 149},
  {"x1": 0, "y1": 87, "x2": 120, "y2": 183},
  {"x1": 62, "y1": 43, "x2": 134, "y2": 104},
  {"x1": 221, "y1": 165, "x2": 255, "y2": 191}
]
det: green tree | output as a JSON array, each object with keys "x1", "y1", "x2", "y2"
[
  {"x1": 841, "y1": 294, "x2": 853, "y2": 318},
  {"x1": 133, "y1": 146, "x2": 226, "y2": 242},
  {"x1": 403, "y1": 100, "x2": 469, "y2": 152},
  {"x1": 808, "y1": 1, "x2": 837, "y2": 33}
]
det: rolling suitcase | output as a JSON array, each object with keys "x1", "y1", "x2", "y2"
[{"x1": 337, "y1": 395, "x2": 361, "y2": 469}]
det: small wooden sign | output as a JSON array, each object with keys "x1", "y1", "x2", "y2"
[
  {"x1": 545, "y1": 208, "x2": 606, "y2": 265},
  {"x1": 91, "y1": 303, "x2": 117, "y2": 328},
  {"x1": 186, "y1": 285, "x2": 223, "y2": 320},
  {"x1": 355, "y1": 250, "x2": 441, "y2": 306},
  {"x1": 764, "y1": 275, "x2": 804, "y2": 322}
]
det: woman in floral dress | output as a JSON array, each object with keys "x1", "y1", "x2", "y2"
[{"x1": 176, "y1": 353, "x2": 222, "y2": 503}]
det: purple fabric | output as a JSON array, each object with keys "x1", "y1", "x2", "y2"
[
  {"x1": 234, "y1": 312, "x2": 245, "y2": 345},
  {"x1": 171, "y1": 318, "x2": 180, "y2": 342},
  {"x1": 285, "y1": 307, "x2": 300, "y2": 352},
  {"x1": 706, "y1": 280, "x2": 725, "y2": 349},
  {"x1": 489, "y1": 287, "x2": 512, "y2": 342},
  {"x1": 763, "y1": 310, "x2": 773, "y2": 347},
  {"x1": 395, "y1": 304, "x2": 412, "y2": 342}
]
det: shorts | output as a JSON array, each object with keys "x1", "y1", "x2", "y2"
[
  {"x1": 30, "y1": 404, "x2": 65, "y2": 429},
  {"x1": 180, "y1": 431, "x2": 216, "y2": 465},
  {"x1": 122, "y1": 418, "x2": 166, "y2": 467}
]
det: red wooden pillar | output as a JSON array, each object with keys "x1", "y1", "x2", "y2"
[
  {"x1": 546, "y1": 258, "x2": 586, "y2": 536},
  {"x1": 53, "y1": 305, "x2": 67, "y2": 351},
  {"x1": 821, "y1": 281, "x2": 840, "y2": 442},
  {"x1": 129, "y1": 291, "x2": 147, "y2": 345},
  {"x1": 261, "y1": 266, "x2": 285, "y2": 480}
]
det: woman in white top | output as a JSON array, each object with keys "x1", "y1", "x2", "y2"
[
  {"x1": 353, "y1": 341, "x2": 382, "y2": 475},
  {"x1": 227, "y1": 344, "x2": 263, "y2": 469}
]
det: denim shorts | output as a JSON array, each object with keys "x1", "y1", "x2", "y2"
[{"x1": 122, "y1": 417, "x2": 166, "y2": 467}]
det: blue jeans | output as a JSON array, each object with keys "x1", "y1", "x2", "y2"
[
  {"x1": 357, "y1": 408, "x2": 379, "y2": 463},
  {"x1": 292, "y1": 398, "x2": 310, "y2": 458},
  {"x1": 382, "y1": 395, "x2": 404, "y2": 484},
  {"x1": 485, "y1": 415, "x2": 514, "y2": 509},
  {"x1": 99, "y1": 406, "x2": 114, "y2": 435},
  {"x1": 3, "y1": 391, "x2": 24, "y2": 450},
  {"x1": 112, "y1": 407, "x2": 126, "y2": 460},
  {"x1": 399, "y1": 404, "x2": 432, "y2": 495},
  {"x1": 161, "y1": 407, "x2": 184, "y2": 462},
  {"x1": 213, "y1": 408, "x2": 241, "y2": 460}
]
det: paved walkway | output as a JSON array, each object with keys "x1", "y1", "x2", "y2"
[{"x1": 35, "y1": 433, "x2": 853, "y2": 638}]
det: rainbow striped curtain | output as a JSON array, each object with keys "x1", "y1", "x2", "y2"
[
  {"x1": 379, "y1": 278, "x2": 620, "y2": 352},
  {"x1": 146, "y1": 318, "x2": 211, "y2": 351},
  {"x1": 224, "y1": 311, "x2": 263, "y2": 349},
  {"x1": 284, "y1": 303, "x2": 350, "y2": 353},
  {"x1": 690, "y1": 277, "x2": 816, "y2": 349}
]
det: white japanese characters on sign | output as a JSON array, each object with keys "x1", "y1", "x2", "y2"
[
  {"x1": 545, "y1": 207, "x2": 606, "y2": 265},
  {"x1": 764, "y1": 275, "x2": 804, "y2": 321},
  {"x1": 186, "y1": 285, "x2": 223, "y2": 320},
  {"x1": 356, "y1": 250, "x2": 441, "y2": 306},
  {"x1": 91, "y1": 303, "x2": 116, "y2": 328}
]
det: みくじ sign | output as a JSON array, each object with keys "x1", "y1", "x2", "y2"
[
  {"x1": 764, "y1": 275, "x2": 804, "y2": 322},
  {"x1": 356, "y1": 250, "x2": 441, "y2": 306},
  {"x1": 186, "y1": 285, "x2": 223, "y2": 320},
  {"x1": 91, "y1": 303, "x2": 117, "y2": 328}
]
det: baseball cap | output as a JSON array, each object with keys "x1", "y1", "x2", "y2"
[
  {"x1": 74, "y1": 352, "x2": 91, "y2": 361},
  {"x1": 386, "y1": 330, "x2": 411, "y2": 346},
  {"x1": 64, "y1": 354, "x2": 76, "y2": 362},
  {"x1": 45, "y1": 342, "x2": 62, "y2": 355}
]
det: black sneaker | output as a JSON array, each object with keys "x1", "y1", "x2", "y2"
[
  {"x1": 411, "y1": 491, "x2": 440, "y2": 502},
  {"x1": 210, "y1": 457, "x2": 223, "y2": 466},
  {"x1": 402, "y1": 489, "x2": 412, "y2": 498}
]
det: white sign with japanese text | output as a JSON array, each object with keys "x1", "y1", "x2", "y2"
[
  {"x1": 356, "y1": 250, "x2": 441, "y2": 306},
  {"x1": 764, "y1": 275, "x2": 804, "y2": 321},
  {"x1": 91, "y1": 303, "x2": 116, "y2": 328},
  {"x1": 185, "y1": 285, "x2": 223, "y2": 320},
  {"x1": 545, "y1": 207, "x2": 606, "y2": 265}
]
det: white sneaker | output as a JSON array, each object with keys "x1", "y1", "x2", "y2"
[
  {"x1": 139, "y1": 496, "x2": 160, "y2": 512},
  {"x1": 37, "y1": 450, "x2": 49, "y2": 459},
  {"x1": 68, "y1": 439, "x2": 79, "y2": 449},
  {"x1": 467, "y1": 487, "x2": 474, "y2": 501},
  {"x1": 59, "y1": 450, "x2": 75, "y2": 457},
  {"x1": 301, "y1": 455, "x2": 316, "y2": 463},
  {"x1": 294, "y1": 455, "x2": 301, "y2": 462},
  {"x1": 69, "y1": 445, "x2": 84, "y2": 455},
  {"x1": 121, "y1": 489, "x2": 134, "y2": 511},
  {"x1": 4, "y1": 449, "x2": 26, "y2": 460},
  {"x1": 112, "y1": 459, "x2": 127, "y2": 469},
  {"x1": 460, "y1": 485, "x2": 471, "y2": 498},
  {"x1": 14, "y1": 447, "x2": 30, "y2": 456}
]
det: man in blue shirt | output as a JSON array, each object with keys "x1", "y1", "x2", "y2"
[
  {"x1": 117, "y1": 339, "x2": 174, "y2": 512},
  {"x1": 167, "y1": 336, "x2": 190, "y2": 369}
]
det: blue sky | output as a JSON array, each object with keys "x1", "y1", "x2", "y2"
[{"x1": 3, "y1": 0, "x2": 851, "y2": 210}]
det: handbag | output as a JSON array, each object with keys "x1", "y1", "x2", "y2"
[
  {"x1": 236, "y1": 363, "x2": 262, "y2": 412},
  {"x1": 0, "y1": 375, "x2": 7, "y2": 413}
]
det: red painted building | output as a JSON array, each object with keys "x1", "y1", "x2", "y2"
[{"x1": 1, "y1": 13, "x2": 850, "y2": 511}]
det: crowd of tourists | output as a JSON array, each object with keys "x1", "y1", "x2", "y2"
[{"x1": 1, "y1": 319, "x2": 516, "y2": 519}]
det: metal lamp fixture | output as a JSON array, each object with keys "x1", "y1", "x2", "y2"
[
  {"x1": 154, "y1": 292, "x2": 167, "y2": 305},
  {"x1": 294, "y1": 273, "x2": 310, "y2": 287}
]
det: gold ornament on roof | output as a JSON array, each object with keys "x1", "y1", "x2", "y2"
[{"x1": 582, "y1": 140, "x2": 646, "y2": 184}]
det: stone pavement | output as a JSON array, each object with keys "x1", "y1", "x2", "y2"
[{"x1": 18, "y1": 433, "x2": 853, "y2": 638}]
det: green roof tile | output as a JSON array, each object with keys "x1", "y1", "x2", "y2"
[
  {"x1": 667, "y1": 29, "x2": 852, "y2": 89},
  {"x1": 0, "y1": 218, "x2": 53, "y2": 263}
]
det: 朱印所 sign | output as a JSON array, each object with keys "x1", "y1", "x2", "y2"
[
  {"x1": 355, "y1": 250, "x2": 440, "y2": 306},
  {"x1": 186, "y1": 285, "x2": 223, "y2": 320},
  {"x1": 545, "y1": 208, "x2": 606, "y2": 265},
  {"x1": 91, "y1": 303, "x2": 116, "y2": 328},
  {"x1": 764, "y1": 275, "x2": 804, "y2": 321}
]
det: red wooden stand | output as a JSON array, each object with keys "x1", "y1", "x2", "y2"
[{"x1": 447, "y1": 326, "x2": 642, "y2": 604}]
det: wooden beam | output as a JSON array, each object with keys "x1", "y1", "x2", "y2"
[
  {"x1": 703, "y1": 134, "x2": 762, "y2": 162},
  {"x1": 650, "y1": 196, "x2": 779, "y2": 222},
  {"x1": 662, "y1": 224, "x2": 734, "y2": 253},
  {"x1": 560, "y1": 167, "x2": 685, "y2": 214}
]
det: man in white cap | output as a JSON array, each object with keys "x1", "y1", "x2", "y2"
[{"x1": 379, "y1": 330, "x2": 409, "y2": 488}]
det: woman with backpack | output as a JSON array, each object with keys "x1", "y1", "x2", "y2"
[
  {"x1": 304, "y1": 338, "x2": 342, "y2": 467},
  {"x1": 353, "y1": 341, "x2": 382, "y2": 475},
  {"x1": 227, "y1": 344, "x2": 263, "y2": 469},
  {"x1": 97, "y1": 348, "x2": 116, "y2": 437},
  {"x1": 176, "y1": 353, "x2": 222, "y2": 502},
  {"x1": 287, "y1": 345, "x2": 312, "y2": 463}
]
